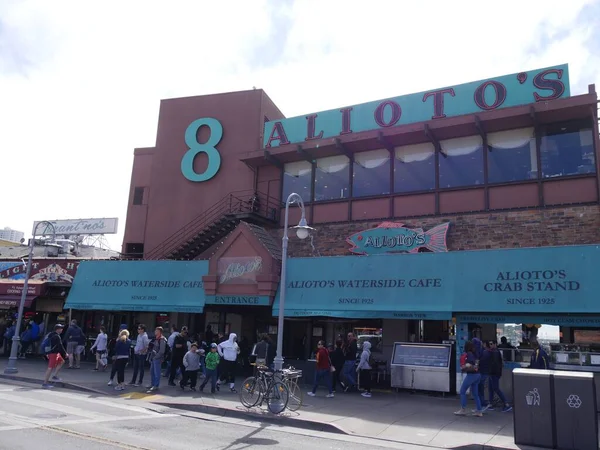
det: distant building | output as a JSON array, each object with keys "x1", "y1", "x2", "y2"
[{"x1": 0, "y1": 227, "x2": 24, "y2": 244}]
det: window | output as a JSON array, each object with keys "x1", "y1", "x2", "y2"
[
  {"x1": 541, "y1": 119, "x2": 595, "y2": 178},
  {"x1": 487, "y1": 127, "x2": 537, "y2": 183},
  {"x1": 439, "y1": 135, "x2": 484, "y2": 188},
  {"x1": 133, "y1": 187, "x2": 145, "y2": 205},
  {"x1": 314, "y1": 155, "x2": 350, "y2": 201},
  {"x1": 125, "y1": 243, "x2": 144, "y2": 258},
  {"x1": 282, "y1": 161, "x2": 312, "y2": 203},
  {"x1": 394, "y1": 143, "x2": 436, "y2": 193},
  {"x1": 353, "y1": 149, "x2": 391, "y2": 197}
]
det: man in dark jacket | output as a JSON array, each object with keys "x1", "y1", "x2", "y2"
[
  {"x1": 486, "y1": 341, "x2": 512, "y2": 412},
  {"x1": 169, "y1": 326, "x2": 189, "y2": 386},
  {"x1": 343, "y1": 333, "x2": 358, "y2": 392},
  {"x1": 529, "y1": 339, "x2": 550, "y2": 369},
  {"x1": 253, "y1": 334, "x2": 275, "y2": 369},
  {"x1": 42, "y1": 324, "x2": 67, "y2": 389},
  {"x1": 65, "y1": 320, "x2": 84, "y2": 369}
]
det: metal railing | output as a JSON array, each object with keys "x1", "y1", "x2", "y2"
[{"x1": 144, "y1": 190, "x2": 279, "y2": 260}]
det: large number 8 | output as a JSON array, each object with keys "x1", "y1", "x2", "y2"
[{"x1": 181, "y1": 117, "x2": 223, "y2": 182}]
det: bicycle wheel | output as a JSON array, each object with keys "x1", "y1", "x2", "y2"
[
  {"x1": 240, "y1": 376, "x2": 263, "y2": 408},
  {"x1": 266, "y1": 381, "x2": 289, "y2": 414},
  {"x1": 285, "y1": 379, "x2": 303, "y2": 411}
]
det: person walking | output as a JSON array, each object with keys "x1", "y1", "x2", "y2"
[
  {"x1": 65, "y1": 320, "x2": 84, "y2": 369},
  {"x1": 164, "y1": 325, "x2": 179, "y2": 377},
  {"x1": 130, "y1": 324, "x2": 149, "y2": 386},
  {"x1": 90, "y1": 326, "x2": 108, "y2": 371},
  {"x1": 356, "y1": 341, "x2": 373, "y2": 398},
  {"x1": 529, "y1": 339, "x2": 550, "y2": 369},
  {"x1": 217, "y1": 332, "x2": 240, "y2": 393},
  {"x1": 169, "y1": 326, "x2": 189, "y2": 386},
  {"x1": 200, "y1": 343, "x2": 220, "y2": 393},
  {"x1": 486, "y1": 340, "x2": 512, "y2": 412},
  {"x1": 455, "y1": 340, "x2": 483, "y2": 417},
  {"x1": 180, "y1": 343, "x2": 201, "y2": 391},
  {"x1": 112, "y1": 329, "x2": 131, "y2": 391},
  {"x1": 330, "y1": 340, "x2": 345, "y2": 392},
  {"x1": 342, "y1": 332, "x2": 358, "y2": 392},
  {"x1": 307, "y1": 340, "x2": 334, "y2": 398},
  {"x1": 42, "y1": 324, "x2": 68, "y2": 389},
  {"x1": 147, "y1": 327, "x2": 167, "y2": 393}
]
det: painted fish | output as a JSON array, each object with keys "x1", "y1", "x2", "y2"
[{"x1": 346, "y1": 222, "x2": 450, "y2": 255}]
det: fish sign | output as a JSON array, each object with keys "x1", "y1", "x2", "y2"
[{"x1": 347, "y1": 222, "x2": 450, "y2": 256}]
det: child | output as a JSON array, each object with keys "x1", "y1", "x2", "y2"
[
  {"x1": 181, "y1": 343, "x2": 201, "y2": 391},
  {"x1": 200, "y1": 343, "x2": 220, "y2": 393}
]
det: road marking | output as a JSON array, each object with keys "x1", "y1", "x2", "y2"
[
  {"x1": 119, "y1": 392, "x2": 165, "y2": 401},
  {"x1": 38, "y1": 389, "x2": 164, "y2": 415},
  {"x1": 0, "y1": 391, "x2": 113, "y2": 419}
]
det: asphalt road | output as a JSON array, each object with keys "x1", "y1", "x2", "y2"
[{"x1": 0, "y1": 380, "x2": 424, "y2": 450}]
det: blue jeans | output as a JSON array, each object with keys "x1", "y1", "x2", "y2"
[
  {"x1": 489, "y1": 375, "x2": 507, "y2": 404},
  {"x1": 131, "y1": 354, "x2": 146, "y2": 384},
  {"x1": 312, "y1": 368, "x2": 333, "y2": 394},
  {"x1": 150, "y1": 359, "x2": 162, "y2": 388},
  {"x1": 460, "y1": 373, "x2": 482, "y2": 411},
  {"x1": 479, "y1": 374, "x2": 489, "y2": 404},
  {"x1": 201, "y1": 368, "x2": 218, "y2": 391},
  {"x1": 343, "y1": 360, "x2": 356, "y2": 387}
]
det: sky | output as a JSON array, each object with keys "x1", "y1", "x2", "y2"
[{"x1": 1, "y1": 0, "x2": 599, "y2": 252}]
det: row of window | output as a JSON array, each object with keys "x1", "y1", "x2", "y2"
[{"x1": 282, "y1": 119, "x2": 596, "y2": 202}]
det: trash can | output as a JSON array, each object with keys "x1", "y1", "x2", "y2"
[
  {"x1": 553, "y1": 371, "x2": 598, "y2": 450},
  {"x1": 512, "y1": 368, "x2": 555, "y2": 448}
]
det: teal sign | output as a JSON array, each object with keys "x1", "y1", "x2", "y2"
[
  {"x1": 181, "y1": 117, "x2": 223, "y2": 182},
  {"x1": 206, "y1": 295, "x2": 271, "y2": 306},
  {"x1": 456, "y1": 314, "x2": 600, "y2": 327},
  {"x1": 66, "y1": 260, "x2": 208, "y2": 312},
  {"x1": 272, "y1": 244, "x2": 600, "y2": 318},
  {"x1": 347, "y1": 221, "x2": 449, "y2": 255},
  {"x1": 263, "y1": 64, "x2": 569, "y2": 148}
]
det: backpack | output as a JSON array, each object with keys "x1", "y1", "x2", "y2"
[
  {"x1": 41, "y1": 333, "x2": 53, "y2": 355},
  {"x1": 163, "y1": 338, "x2": 171, "y2": 361}
]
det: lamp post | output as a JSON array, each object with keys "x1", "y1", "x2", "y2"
[
  {"x1": 274, "y1": 193, "x2": 314, "y2": 372},
  {"x1": 4, "y1": 221, "x2": 56, "y2": 374}
]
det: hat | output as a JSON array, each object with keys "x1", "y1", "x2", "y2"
[
  {"x1": 54, "y1": 324, "x2": 64, "y2": 330},
  {"x1": 210, "y1": 343, "x2": 218, "y2": 348}
]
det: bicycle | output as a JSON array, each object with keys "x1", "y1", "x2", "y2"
[
  {"x1": 280, "y1": 366, "x2": 303, "y2": 411},
  {"x1": 240, "y1": 365, "x2": 290, "y2": 414}
]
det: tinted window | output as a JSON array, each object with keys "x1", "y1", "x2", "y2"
[
  {"x1": 439, "y1": 135, "x2": 484, "y2": 188},
  {"x1": 394, "y1": 143, "x2": 436, "y2": 193},
  {"x1": 282, "y1": 161, "x2": 312, "y2": 203},
  {"x1": 353, "y1": 149, "x2": 391, "y2": 197},
  {"x1": 314, "y1": 155, "x2": 350, "y2": 201},
  {"x1": 488, "y1": 127, "x2": 537, "y2": 183},
  {"x1": 541, "y1": 119, "x2": 595, "y2": 178}
]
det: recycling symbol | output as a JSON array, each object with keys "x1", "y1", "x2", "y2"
[{"x1": 567, "y1": 395, "x2": 582, "y2": 408}]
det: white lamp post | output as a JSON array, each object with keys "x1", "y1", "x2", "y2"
[
  {"x1": 4, "y1": 221, "x2": 56, "y2": 374},
  {"x1": 273, "y1": 193, "x2": 314, "y2": 372}
]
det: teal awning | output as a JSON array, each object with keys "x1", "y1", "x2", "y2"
[
  {"x1": 273, "y1": 245, "x2": 600, "y2": 318},
  {"x1": 65, "y1": 260, "x2": 208, "y2": 312}
]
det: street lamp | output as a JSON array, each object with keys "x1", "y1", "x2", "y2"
[
  {"x1": 4, "y1": 221, "x2": 56, "y2": 374},
  {"x1": 274, "y1": 193, "x2": 314, "y2": 372}
]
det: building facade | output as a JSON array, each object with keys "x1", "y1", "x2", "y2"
[
  {"x1": 0, "y1": 228, "x2": 24, "y2": 244},
  {"x1": 65, "y1": 63, "x2": 600, "y2": 393}
]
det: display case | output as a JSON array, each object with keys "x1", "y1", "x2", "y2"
[
  {"x1": 390, "y1": 342, "x2": 452, "y2": 393},
  {"x1": 551, "y1": 343, "x2": 600, "y2": 372}
]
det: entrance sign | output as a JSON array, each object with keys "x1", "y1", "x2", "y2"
[
  {"x1": 205, "y1": 295, "x2": 270, "y2": 306},
  {"x1": 181, "y1": 117, "x2": 223, "y2": 182},
  {"x1": 347, "y1": 222, "x2": 449, "y2": 255},
  {"x1": 263, "y1": 64, "x2": 569, "y2": 148}
]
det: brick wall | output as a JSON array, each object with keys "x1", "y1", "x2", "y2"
[{"x1": 271, "y1": 205, "x2": 600, "y2": 258}]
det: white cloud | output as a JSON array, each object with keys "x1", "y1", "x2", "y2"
[{"x1": 0, "y1": 0, "x2": 598, "y2": 251}]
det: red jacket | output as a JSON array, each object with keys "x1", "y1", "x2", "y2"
[{"x1": 316, "y1": 347, "x2": 330, "y2": 370}]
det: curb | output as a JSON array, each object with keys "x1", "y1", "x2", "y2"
[
  {"x1": 154, "y1": 401, "x2": 346, "y2": 435},
  {"x1": 0, "y1": 373, "x2": 106, "y2": 396}
]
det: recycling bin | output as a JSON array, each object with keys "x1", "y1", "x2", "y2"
[
  {"x1": 513, "y1": 368, "x2": 555, "y2": 448},
  {"x1": 553, "y1": 371, "x2": 598, "y2": 450}
]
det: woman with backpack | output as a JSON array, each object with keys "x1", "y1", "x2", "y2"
[{"x1": 455, "y1": 340, "x2": 483, "y2": 417}]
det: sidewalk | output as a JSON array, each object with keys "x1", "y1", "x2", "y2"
[{"x1": 0, "y1": 358, "x2": 526, "y2": 449}]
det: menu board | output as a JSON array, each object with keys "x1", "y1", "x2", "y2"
[{"x1": 391, "y1": 343, "x2": 452, "y2": 368}]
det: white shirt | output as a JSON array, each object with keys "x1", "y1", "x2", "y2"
[{"x1": 91, "y1": 332, "x2": 107, "y2": 352}]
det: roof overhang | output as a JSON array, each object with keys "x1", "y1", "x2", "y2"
[{"x1": 241, "y1": 91, "x2": 598, "y2": 168}]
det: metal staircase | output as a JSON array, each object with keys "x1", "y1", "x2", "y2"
[{"x1": 144, "y1": 190, "x2": 279, "y2": 260}]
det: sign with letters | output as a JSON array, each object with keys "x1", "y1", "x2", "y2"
[
  {"x1": 347, "y1": 222, "x2": 449, "y2": 255},
  {"x1": 218, "y1": 256, "x2": 263, "y2": 284},
  {"x1": 66, "y1": 260, "x2": 208, "y2": 312},
  {"x1": 205, "y1": 295, "x2": 270, "y2": 306},
  {"x1": 0, "y1": 260, "x2": 79, "y2": 282},
  {"x1": 263, "y1": 64, "x2": 570, "y2": 148},
  {"x1": 272, "y1": 244, "x2": 600, "y2": 318},
  {"x1": 33, "y1": 218, "x2": 118, "y2": 235}
]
